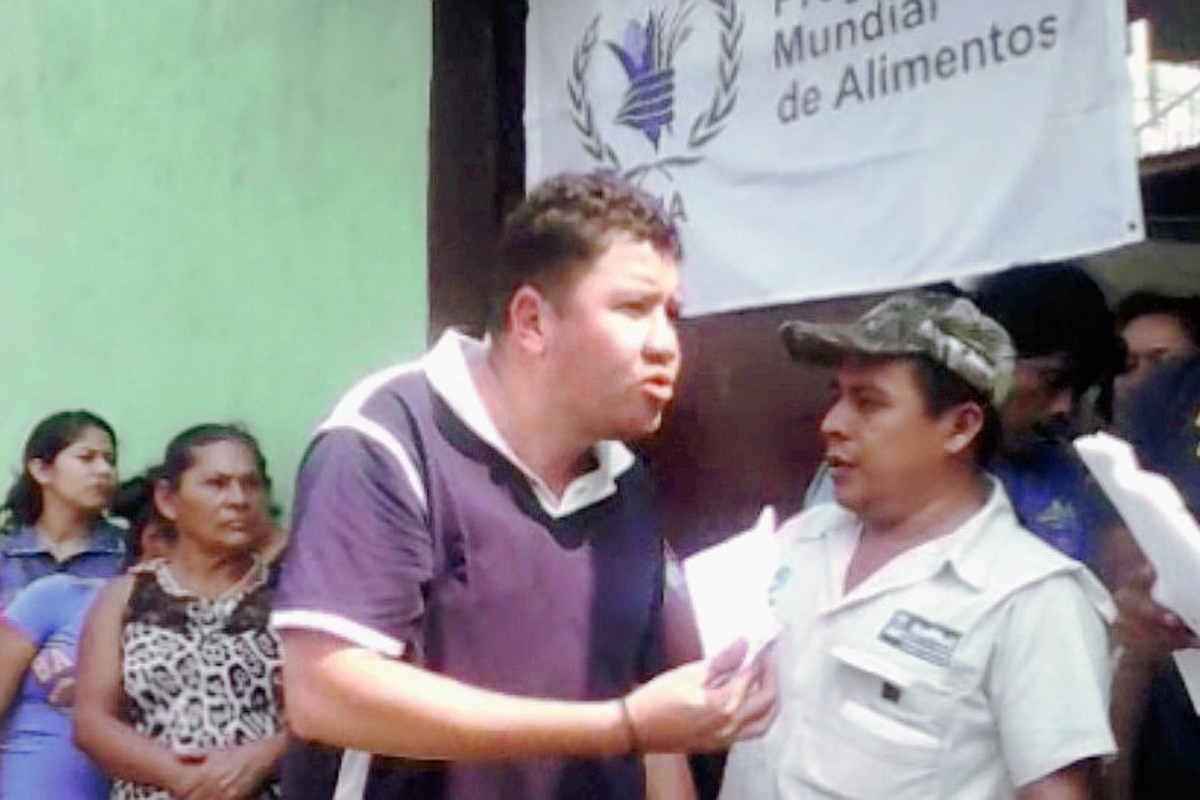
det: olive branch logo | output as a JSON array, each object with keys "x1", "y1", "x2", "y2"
[
  {"x1": 567, "y1": 0, "x2": 744, "y2": 184},
  {"x1": 569, "y1": 17, "x2": 622, "y2": 172},
  {"x1": 688, "y1": 0, "x2": 743, "y2": 149}
]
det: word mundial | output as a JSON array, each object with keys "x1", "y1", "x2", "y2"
[{"x1": 772, "y1": 0, "x2": 1059, "y2": 121}]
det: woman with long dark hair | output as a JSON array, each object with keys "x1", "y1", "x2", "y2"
[
  {"x1": 0, "y1": 410, "x2": 121, "y2": 607},
  {"x1": 74, "y1": 424, "x2": 286, "y2": 800}
]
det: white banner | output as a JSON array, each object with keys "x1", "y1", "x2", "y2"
[{"x1": 526, "y1": 0, "x2": 1143, "y2": 316}]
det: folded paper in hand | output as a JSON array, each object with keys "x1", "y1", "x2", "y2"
[
  {"x1": 682, "y1": 506, "x2": 782, "y2": 660},
  {"x1": 1075, "y1": 432, "x2": 1200, "y2": 635}
]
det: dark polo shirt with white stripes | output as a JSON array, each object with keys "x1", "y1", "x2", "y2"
[{"x1": 272, "y1": 331, "x2": 666, "y2": 800}]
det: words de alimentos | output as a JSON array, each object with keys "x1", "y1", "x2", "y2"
[{"x1": 772, "y1": 0, "x2": 1059, "y2": 116}]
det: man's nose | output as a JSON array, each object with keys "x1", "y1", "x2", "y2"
[
  {"x1": 645, "y1": 306, "x2": 680, "y2": 362},
  {"x1": 819, "y1": 400, "x2": 848, "y2": 439}
]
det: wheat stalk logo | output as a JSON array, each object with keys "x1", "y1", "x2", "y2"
[
  {"x1": 567, "y1": 0, "x2": 743, "y2": 184},
  {"x1": 607, "y1": 3, "x2": 697, "y2": 150}
]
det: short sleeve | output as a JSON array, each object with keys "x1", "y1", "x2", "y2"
[
  {"x1": 271, "y1": 428, "x2": 435, "y2": 658},
  {"x1": 989, "y1": 572, "x2": 1116, "y2": 787},
  {"x1": 4, "y1": 575, "x2": 76, "y2": 646}
]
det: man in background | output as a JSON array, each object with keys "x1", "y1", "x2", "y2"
[{"x1": 973, "y1": 262, "x2": 1125, "y2": 579}]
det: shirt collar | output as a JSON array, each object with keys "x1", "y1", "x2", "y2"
[
  {"x1": 823, "y1": 476, "x2": 1015, "y2": 603},
  {"x1": 2, "y1": 521, "x2": 125, "y2": 556},
  {"x1": 940, "y1": 476, "x2": 1021, "y2": 590},
  {"x1": 934, "y1": 477, "x2": 1114, "y2": 620},
  {"x1": 422, "y1": 329, "x2": 636, "y2": 518}
]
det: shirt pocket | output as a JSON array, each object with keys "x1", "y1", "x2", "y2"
[{"x1": 778, "y1": 645, "x2": 954, "y2": 799}]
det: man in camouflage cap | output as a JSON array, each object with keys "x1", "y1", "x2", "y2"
[
  {"x1": 779, "y1": 290, "x2": 1015, "y2": 409},
  {"x1": 720, "y1": 290, "x2": 1116, "y2": 800}
]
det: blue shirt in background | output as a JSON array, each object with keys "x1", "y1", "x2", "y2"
[
  {"x1": 991, "y1": 442, "x2": 1120, "y2": 578},
  {"x1": 1, "y1": 573, "x2": 110, "y2": 800},
  {"x1": 0, "y1": 521, "x2": 125, "y2": 608}
]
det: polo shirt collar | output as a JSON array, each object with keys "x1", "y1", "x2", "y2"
[{"x1": 423, "y1": 329, "x2": 636, "y2": 518}]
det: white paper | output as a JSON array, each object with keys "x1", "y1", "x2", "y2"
[
  {"x1": 1075, "y1": 432, "x2": 1200, "y2": 635},
  {"x1": 682, "y1": 506, "x2": 781, "y2": 660}
]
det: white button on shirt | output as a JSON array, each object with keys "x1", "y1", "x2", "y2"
[{"x1": 721, "y1": 479, "x2": 1116, "y2": 800}]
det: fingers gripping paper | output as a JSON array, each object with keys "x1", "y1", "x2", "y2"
[{"x1": 1075, "y1": 432, "x2": 1200, "y2": 635}]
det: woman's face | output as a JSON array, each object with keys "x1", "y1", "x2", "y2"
[
  {"x1": 1116, "y1": 312, "x2": 1198, "y2": 406},
  {"x1": 157, "y1": 440, "x2": 268, "y2": 556},
  {"x1": 31, "y1": 426, "x2": 117, "y2": 518}
]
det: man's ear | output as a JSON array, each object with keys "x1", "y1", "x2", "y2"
[
  {"x1": 943, "y1": 401, "x2": 985, "y2": 456},
  {"x1": 507, "y1": 284, "x2": 552, "y2": 355}
]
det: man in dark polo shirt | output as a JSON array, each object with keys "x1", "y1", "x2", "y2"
[{"x1": 271, "y1": 172, "x2": 777, "y2": 800}]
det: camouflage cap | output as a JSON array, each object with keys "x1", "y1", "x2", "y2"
[{"x1": 780, "y1": 291, "x2": 1016, "y2": 408}]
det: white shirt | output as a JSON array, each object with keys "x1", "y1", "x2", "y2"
[{"x1": 721, "y1": 479, "x2": 1116, "y2": 800}]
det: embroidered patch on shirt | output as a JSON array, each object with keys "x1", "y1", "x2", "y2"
[{"x1": 879, "y1": 610, "x2": 962, "y2": 667}]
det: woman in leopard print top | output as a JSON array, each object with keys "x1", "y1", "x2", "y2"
[{"x1": 74, "y1": 424, "x2": 285, "y2": 800}]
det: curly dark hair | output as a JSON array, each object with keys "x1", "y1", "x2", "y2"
[{"x1": 485, "y1": 172, "x2": 681, "y2": 333}]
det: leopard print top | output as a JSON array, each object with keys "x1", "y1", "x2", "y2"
[{"x1": 113, "y1": 559, "x2": 284, "y2": 800}]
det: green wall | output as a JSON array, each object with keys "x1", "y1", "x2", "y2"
[{"x1": 0, "y1": 0, "x2": 430, "y2": 512}]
